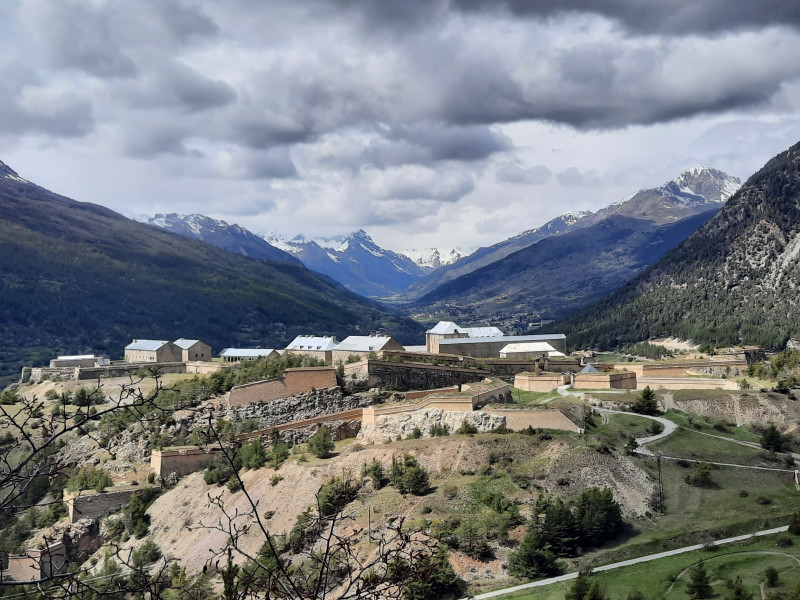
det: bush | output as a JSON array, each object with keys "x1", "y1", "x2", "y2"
[
  {"x1": 239, "y1": 439, "x2": 268, "y2": 469},
  {"x1": 66, "y1": 465, "x2": 113, "y2": 493},
  {"x1": 455, "y1": 420, "x2": 478, "y2": 435},
  {"x1": 429, "y1": 424, "x2": 449, "y2": 437},
  {"x1": 407, "y1": 426, "x2": 422, "y2": 439},
  {"x1": 131, "y1": 540, "x2": 161, "y2": 567},
  {"x1": 308, "y1": 427, "x2": 335, "y2": 459},
  {"x1": 392, "y1": 455, "x2": 431, "y2": 496}
]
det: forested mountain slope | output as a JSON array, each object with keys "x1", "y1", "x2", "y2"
[
  {"x1": 0, "y1": 160, "x2": 423, "y2": 383},
  {"x1": 406, "y1": 210, "x2": 718, "y2": 328},
  {"x1": 555, "y1": 142, "x2": 800, "y2": 350}
]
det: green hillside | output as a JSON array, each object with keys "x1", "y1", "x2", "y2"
[
  {"x1": 554, "y1": 141, "x2": 800, "y2": 350},
  {"x1": 0, "y1": 161, "x2": 423, "y2": 383}
]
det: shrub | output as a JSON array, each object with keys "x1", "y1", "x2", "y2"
[
  {"x1": 407, "y1": 426, "x2": 422, "y2": 439},
  {"x1": 429, "y1": 424, "x2": 449, "y2": 437},
  {"x1": 756, "y1": 496, "x2": 772, "y2": 505},
  {"x1": 308, "y1": 427, "x2": 335, "y2": 458},
  {"x1": 131, "y1": 540, "x2": 161, "y2": 567},
  {"x1": 455, "y1": 420, "x2": 478, "y2": 435},
  {"x1": 239, "y1": 439, "x2": 268, "y2": 469},
  {"x1": 392, "y1": 455, "x2": 431, "y2": 496},
  {"x1": 66, "y1": 465, "x2": 113, "y2": 493},
  {"x1": 270, "y1": 475, "x2": 283, "y2": 487}
]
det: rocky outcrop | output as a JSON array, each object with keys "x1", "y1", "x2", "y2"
[{"x1": 358, "y1": 408, "x2": 505, "y2": 442}]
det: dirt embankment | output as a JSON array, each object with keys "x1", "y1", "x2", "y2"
[
  {"x1": 670, "y1": 391, "x2": 800, "y2": 428},
  {"x1": 110, "y1": 436, "x2": 654, "y2": 577}
]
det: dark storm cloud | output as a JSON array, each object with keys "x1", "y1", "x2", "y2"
[
  {"x1": 356, "y1": 124, "x2": 511, "y2": 169},
  {"x1": 146, "y1": 0, "x2": 219, "y2": 44},
  {"x1": 323, "y1": 0, "x2": 800, "y2": 36},
  {"x1": 116, "y1": 60, "x2": 236, "y2": 113},
  {"x1": 457, "y1": 0, "x2": 800, "y2": 35},
  {"x1": 29, "y1": 0, "x2": 138, "y2": 78}
]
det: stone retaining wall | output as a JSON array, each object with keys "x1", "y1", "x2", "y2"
[
  {"x1": 228, "y1": 367, "x2": 337, "y2": 406},
  {"x1": 227, "y1": 386, "x2": 380, "y2": 429},
  {"x1": 151, "y1": 446, "x2": 222, "y2": 478},
  {"x1": 367, "y1": 360, "x2": 489, "y2": 391},
  {"x1": 64, "y1": 485, "x2": 158, "y2": 523}
]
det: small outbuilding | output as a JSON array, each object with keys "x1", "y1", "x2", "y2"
[
  {"x1": 124, "y1": 340, "x2": 182, "y2": 363},
  {"x1": 285, "y1": 335, "x2": 338, "y2": 363},
  {"x1": 332, "y1": 335, "x2": 404, "y2": 363},
  {"x1": 174, "y1": 338, "x2": 212, "y2": 362},
  {"x1": 218, "y1": 348, "x2": 281, "y2": 362}
]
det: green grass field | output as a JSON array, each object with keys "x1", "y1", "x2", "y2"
[{"x1": 504, "y1": 533, "x2": 800, "y2": 600}]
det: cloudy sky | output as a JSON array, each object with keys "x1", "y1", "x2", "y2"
[{"x1": 3, "y1": 1, "x2": 800, "y2": 252}]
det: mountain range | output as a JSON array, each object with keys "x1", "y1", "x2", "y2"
[
  {"x1": 554, "y1": 142, "x2": 800, "y2": 350},
  {"x1": 405, "y1": 167, "x2": 741, "y2": 331},
  {"x1": 405, "y1": 167, "x2": 740, "y2": 300},
  {"x1": 264, "y1": 230, "x2": 426, "y2": 298},
  {"x1": 0, "y1": 160, "x2": 423, "y2": 384}
]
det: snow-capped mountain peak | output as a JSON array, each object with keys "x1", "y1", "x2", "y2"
[
  {"x1": 669, "y1": 166, "x2": 741, "y2": 203},
  {"x1": 402, "y1": 248, "x2": 469, "y2": 271}
]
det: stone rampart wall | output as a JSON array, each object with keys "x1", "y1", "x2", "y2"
[
  {"x1": 573, "y1": 372, "x2": 637, "y2": 389},
  {"x1": 5, "y1": 542, "x2": 67, "y2": 581},
  {"x1": 151, "y1": 446, "x2": 222, "y2": 477},
  {"x1": 227, "y1": 386, "x2": 378, "y2": 429},
  {"x1": 228, "y1": 367, "x2": 337, "y2": 406},
  {"x1": 638, "y1": 377, "x2": 738, "y2": 391},
  {"x1": 367, "y1": 360, "x2": 489, "y2": 391},
  {"x1": 514, "y1": 373, "x2": 566, "y2": 392},
  {"x1": 484, "y1": 408, "x2": 581, "y2": 432},
  {"x1": 76, "y1": 362, "x2": 186, "y2": 380},
  {"x1": 65, "y1": 486, "x2": 158, "y2": 523}
]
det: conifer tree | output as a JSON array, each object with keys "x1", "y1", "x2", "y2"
[
  {"x1": 632, "y1": 386, "x2": 659, "y2": 415},
  {"x1": 686, "y1": 561, "x2": 713, "y2": 599}
]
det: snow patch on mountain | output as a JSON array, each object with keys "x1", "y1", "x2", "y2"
[{"x1": 402, "y1": 247, "x2": 469, "y2": 271}]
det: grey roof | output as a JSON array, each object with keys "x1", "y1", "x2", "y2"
[
  {"x1": 334, "y1": 335, "x2": 398, "y2": 352},
  {"x1": 219, "y1": 348, "x2": 278, "y2": 358},
  {"x1": 426, "y1": 321, "x2": 459, "y2": 335},
  {"x1": 439, "y1": 334, "x2": 566, "y2": 346},
  {"x1": 459, "y1": 326, "x2": 504, "y2": 338},
  {"x1": 500, "y1": 342, "x2": 556, "y2": 354},
  {"x1": 580, "y1": 364, "x2": 600, "y2": 373},
  {"x1": 285, "y1": 335, "x2": 338, "y2": 351},
  {"x1": 125, "y1": 340, "x2": 170, "y2": 351},
  {"x1": 174, "y1": 338, "x2": 205, "y2": 349}
]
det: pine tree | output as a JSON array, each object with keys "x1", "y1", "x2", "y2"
[
  {"x1": 789, "y1": 510, "x2": 800, "y2": 535},
  {"x1": 565, "y1": 575, "x2": 592, "y2": 600},
  {"x1": 632, "y1": 386, "x2": 659, "y2": 415},
  {"x1": 726, "y1": 576, "x2": 753, "y2": 600},
  {"x1": 308, "y1": 426, "x2": 335, "y2": 458},
  {"x1": 686, "y1": 561, "x2": 713, "y2": 599},
  {"x1": 508, "y1": 529, "x2": 561, "y2": 579}
]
